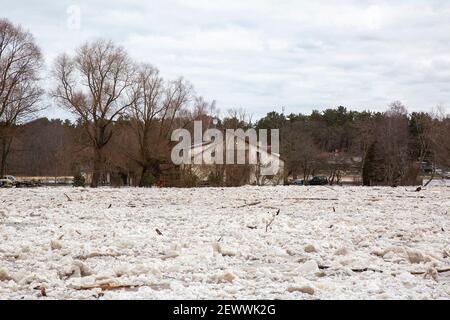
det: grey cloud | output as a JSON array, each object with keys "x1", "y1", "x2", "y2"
[{"x1": 2, "y1": 0, "x2": 450, "y2": 119}]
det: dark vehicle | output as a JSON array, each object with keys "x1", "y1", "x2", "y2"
[{"x1": 308, "y1": 176, "x2": 329, "y2": 186}]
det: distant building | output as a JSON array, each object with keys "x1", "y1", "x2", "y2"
[{"x1": 183, "y1": 137, "x2": 285, "y2": 186}]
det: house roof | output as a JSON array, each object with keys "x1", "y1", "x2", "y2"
[{"x1": 188, "y1": 135, "x2": 284, "y2": 164}]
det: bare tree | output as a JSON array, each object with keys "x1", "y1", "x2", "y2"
[
  {"x1": 381, "y1": 102, "x2": 414, "y2": 185},
  {"x1": 364, "y1": 102, "x2": 416, "y2": 186},
  {"x1": 222, "y1": 108, "x2": 253, "y2": 130},
  {"x1": 354, "y1": 115, "x2": 376, "y2": 169},
  {"x1": 0, "y1": 18, "x2": 43, "y2": 177},
  {"x1": 129, "y1": 64, "x2": 192, "y2": 186},
  {"x1": 52, "y1": 39, "x2": 136, "y2": 187}
]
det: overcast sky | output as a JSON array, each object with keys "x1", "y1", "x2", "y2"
[{"x1": 3, "y1": 0, "x2": 450, "y2": 119}]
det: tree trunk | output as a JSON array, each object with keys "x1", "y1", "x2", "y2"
[
  {"x1": 0, "y1": 135, "x2": 12, "y2": 178},
  {"x1": 424, "y1": 172, "x2": 435, "y2": 187},
  {"x1": 0, "y1": 152, "x2": 6, "y2": 178},
  {"x1": 303, "y1": 168, "x2": 309, "y2": 185},
  {"x1": 150, "y1": 159, "x2": 162, "y2": 183},
  {"x1": 139, "y1": 166, "x2": 149, "y2": 187},
  {"x1": 91, "y1": 148, "x2": 104, "y2": 188},
  {"x1": 291, "y1": 168, "x2": 298, "y2": 180}
]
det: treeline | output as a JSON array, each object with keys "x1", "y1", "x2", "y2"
[
  {"x1": 1, "y1": 18, "x2": 450, "y2": 187},
  {"x1": 5, "y1": 103, "x2": 450, "y2": 187},
  {"x1": 256, "y1": 103, "x2": 450, "y2": 186}
]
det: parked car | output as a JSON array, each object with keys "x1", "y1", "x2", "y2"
[
  {"x1": 2, "y1": 175, "x2": 17, "y2": 185},
  {"x1": 289, "y1": 179, "x2": 305, "y2": 186},
  {"x1": 0, "y1": 179, "x2": 13, "y2": 188},
  {"x1": 308, "y1": 176, "x2": 329, "y2": 186}
]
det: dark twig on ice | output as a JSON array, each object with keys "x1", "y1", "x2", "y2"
[
  {"x1": 410, "y1": 268, "x2": 450, "y2": 275},
  {"x1": 285, "y1": 197, "x2": 338, "y2": 201},
  {"x1": 155, "y1": 228, "x2": 163, "y2": 236},
  {"x1": 319, "y1": 265, "x2": 383, "y2": 273},
  {"x1": 319, "y1": 264, "x2": 450, "y2": 275},
  {"x1": 237, "y1": 201, "x2": 261, "y2": 208},
  {"x1": 351, "y1": 267, "x2": 383, "y2": 273},
  {"x1": 266, "y1": 209, "x2": 281, "y2": 232},
  {"x1": 64, "y1": 193, "x2": 72, "y2": 201}
]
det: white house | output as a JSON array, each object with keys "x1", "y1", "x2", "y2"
[{"x1": 184, "y1": 136, "x2": 285, "y2": 186}]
